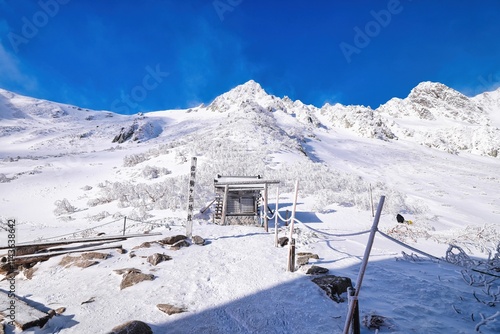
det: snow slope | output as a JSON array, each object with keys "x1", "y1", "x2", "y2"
[{"x1": 0, "y1": 82, "x2": 499, "y2": 333}]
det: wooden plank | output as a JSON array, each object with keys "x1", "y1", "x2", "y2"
[
  {"x1": 0, "y1": 290, "x2": 51, "y2": 330},
  {"x1": 214, "y1": 180, "x2": 280, "y2": 186},
  {"x1": 0, "y1": 232, "x2": 161, "y2": 250},
  {"x1": 14, "y1": 244, "x2": 122, "y2": 260}
]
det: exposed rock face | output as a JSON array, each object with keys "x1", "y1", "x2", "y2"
[
  {"x1": 147, "y1": 253, "x2": 172, "y2": 266},
  {"x1": 112, "y1": 125, "x2": 136, "y2": 143},
  {"x1": 312, "y1": 275, "x2": 353, "y2": 303},
  {"x1": 108, "y1": 320, "x2": 153, "y2": 334},
  {"x1": 157, "y1": 304, "x2": 187, "y2": 315}
]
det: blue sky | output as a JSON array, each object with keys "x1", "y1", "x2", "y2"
[{"x1": 1, "y1": 0, "x2": 500, "y2": 114}]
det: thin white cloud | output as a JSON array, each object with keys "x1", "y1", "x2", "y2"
[{"x1": 0, "y1": 42, "x2": 38, "y2": 92}]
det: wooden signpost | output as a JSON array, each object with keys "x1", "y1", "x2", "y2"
[{"x1": 186, "y1": 157, "x2": 197, "y2": 238}]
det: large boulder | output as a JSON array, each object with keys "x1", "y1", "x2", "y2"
[{"x1": 108, "y1": 320, "x2": 152, "y2": 334}]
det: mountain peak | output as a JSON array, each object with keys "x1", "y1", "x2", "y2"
[
  {"x1": 227, "y1": 80, "x2": 267, "y2": 98},
  {"x1": 207, "y1": 80, "x2": 270, "y2": 113}
]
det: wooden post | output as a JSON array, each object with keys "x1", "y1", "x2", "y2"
[
  {"x1": 122, "y1": 217, "x2": 127, "y2": 236},
  {"x1": 347, "y1": 288, "x2": 361, "y2": 334},
  {"x1": 343, "y1": 196, "x2": 385, "y2": 334},
  {"x1": 221, "y1": 184, "x2": 229, "y2": 225},
  {"x1": 285, "y1": 210, "x2": 289, "y2": 226},
  {"x1": 274, "y1": 188, "x2": 279, "y2": 247},
  {"x1": 369, "y1": 184, "x2": 374, "y2": 218},
  {"x1": 287, "y1": 238, "x2": 296, "y2": 272},
  {"x1": 264, "y1": 183, "x2": 269, "y2": 232},
  {"x1": 186, "y1": 157, "x2": 197, "y2": 238},
  {"x1": 286, "y1": 180, "x2": 299, "y2": 272}
]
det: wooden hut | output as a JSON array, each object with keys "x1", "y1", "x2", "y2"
[{"x1": 213, "y1": 175, "x2": 279, "y2": 225}]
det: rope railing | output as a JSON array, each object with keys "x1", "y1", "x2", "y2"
[
  {"x1": 376, "y1": 230, "x2": 441, "y2": 261},
  {"x1": 266, "y1": 209, "x2": 371, "y2": 238},
  {"x1": 29, "y1": 218, "x2": 124, "y2": 243},
  {"x1": 25, "y1": 216, "x2": 165, "y2": 244}
]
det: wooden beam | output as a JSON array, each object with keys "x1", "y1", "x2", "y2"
[
  {"x1": 214, "y1": 180, "x2": 280, "y2": 186},
  {"x1": 0, "y1": 233, "x2": 161, "y2": 251},
  {"x1": 263, "y1": 183, "x2": 268, "y2": 232},
  {"x1": 220, "y1": 185, "x2": 229, "y2": 225},
  {"x1": 12, "y1": 244, "x2": 123, "y2": 265},
  {"x1": 0, "y1": 290, "x2": 51, "y2": 330}
]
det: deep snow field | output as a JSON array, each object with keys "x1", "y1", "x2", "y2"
[{"x1": 0, "y1": 81, "x2": 499, "y2": 333}]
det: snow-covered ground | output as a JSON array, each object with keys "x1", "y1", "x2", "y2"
[{"x1": 0, "y1": 81, "x2": 499, "y2": 333}]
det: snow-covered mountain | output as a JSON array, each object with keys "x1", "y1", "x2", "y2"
[
  {"x1": 1, "y1": 80, "x2": 499, "y2": 158},
  {"x1": 0, "y1": 82, "x2": 499, "y2": 333}
]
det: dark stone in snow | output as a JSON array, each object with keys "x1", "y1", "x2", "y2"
[
  {"x1": 108, "y1": 320, "x2": 153, "y2": 334},
  {"x1": 170, "y1": 239, "x2": 190, "y2": 250},
  {"x1": 158, "y1": 235, "x2": 187, "y2": 245},
  {"x1": 147, "y1": 253, "x2": 172, "y2": 266},
  {"x1": 305, "y1": 265, "x2": 329, "y2": 275},
  {"x1": 157, "y1": 304, "x2": 187, "y2": 315},
  {"x1": 312, "y1": 275, "x2": 353, "y2": 303},
  {"x1": 120, "y1": 271, "x2": 155, "y2": 290},
  {"x1": 192, "y1": 235, "x2": 206, "y2": 245},
  {"x1": 278, "y1": 237, "x2": 288, "y2": 247}
]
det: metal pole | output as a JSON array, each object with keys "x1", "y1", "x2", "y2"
[
  {"x1": 342, "y1": 196, "x2": 385, "y2": 334},
  {"x1": 122, "y1": 217, "x2": 127, "y2": 236},
  {"x1": 287, "y1": 180, "x2": 299, "y2": 272}
]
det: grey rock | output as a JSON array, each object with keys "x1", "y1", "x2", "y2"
[
  {"x1": 312, "y1": 275, "x2": 353, "y2": 303},
  {"x1": 158, "y1": 235, "x2": 187, "y2": 245},
  {"x1": 108, "y1": 320, "x2": 153, "y2": 334},
  {"x1": 120, "y1": 271, "x2": 155, "y2": 290},
  {"x1": 147, "y1": 253, "x2": 172, "y2": 266},
  {"x1": 157, "y1": 304, "x2": 187, "y2": 315}
]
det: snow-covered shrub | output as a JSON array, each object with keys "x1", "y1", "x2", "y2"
[
  {"x1": 123, "y1": 143, "x2": 173, "y2": 167},
  {"x1": 88, "y1": 176, "x2": 189, "y2": 212},
  {"x1": 383, "y1": 222, "x2": 435, "y2": 243},
  {"x1": 53, "y1": 198, "x2": 76, "y2": 216},
  {"x1": 87, "y1": 197, "x2": 113, "y2": 207},
  {"x1": 87, "y1": 211, "x2": 110, "y2": 222},
  {"x1": 123, "y1": 153, "x2": 148, "y2": 167},
  {"x1": 440, "y1": 224, "x2": 499, "y2": 254},
  {"x1": 141, "y1": 165, "x2": 171, "y2": 179}
]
